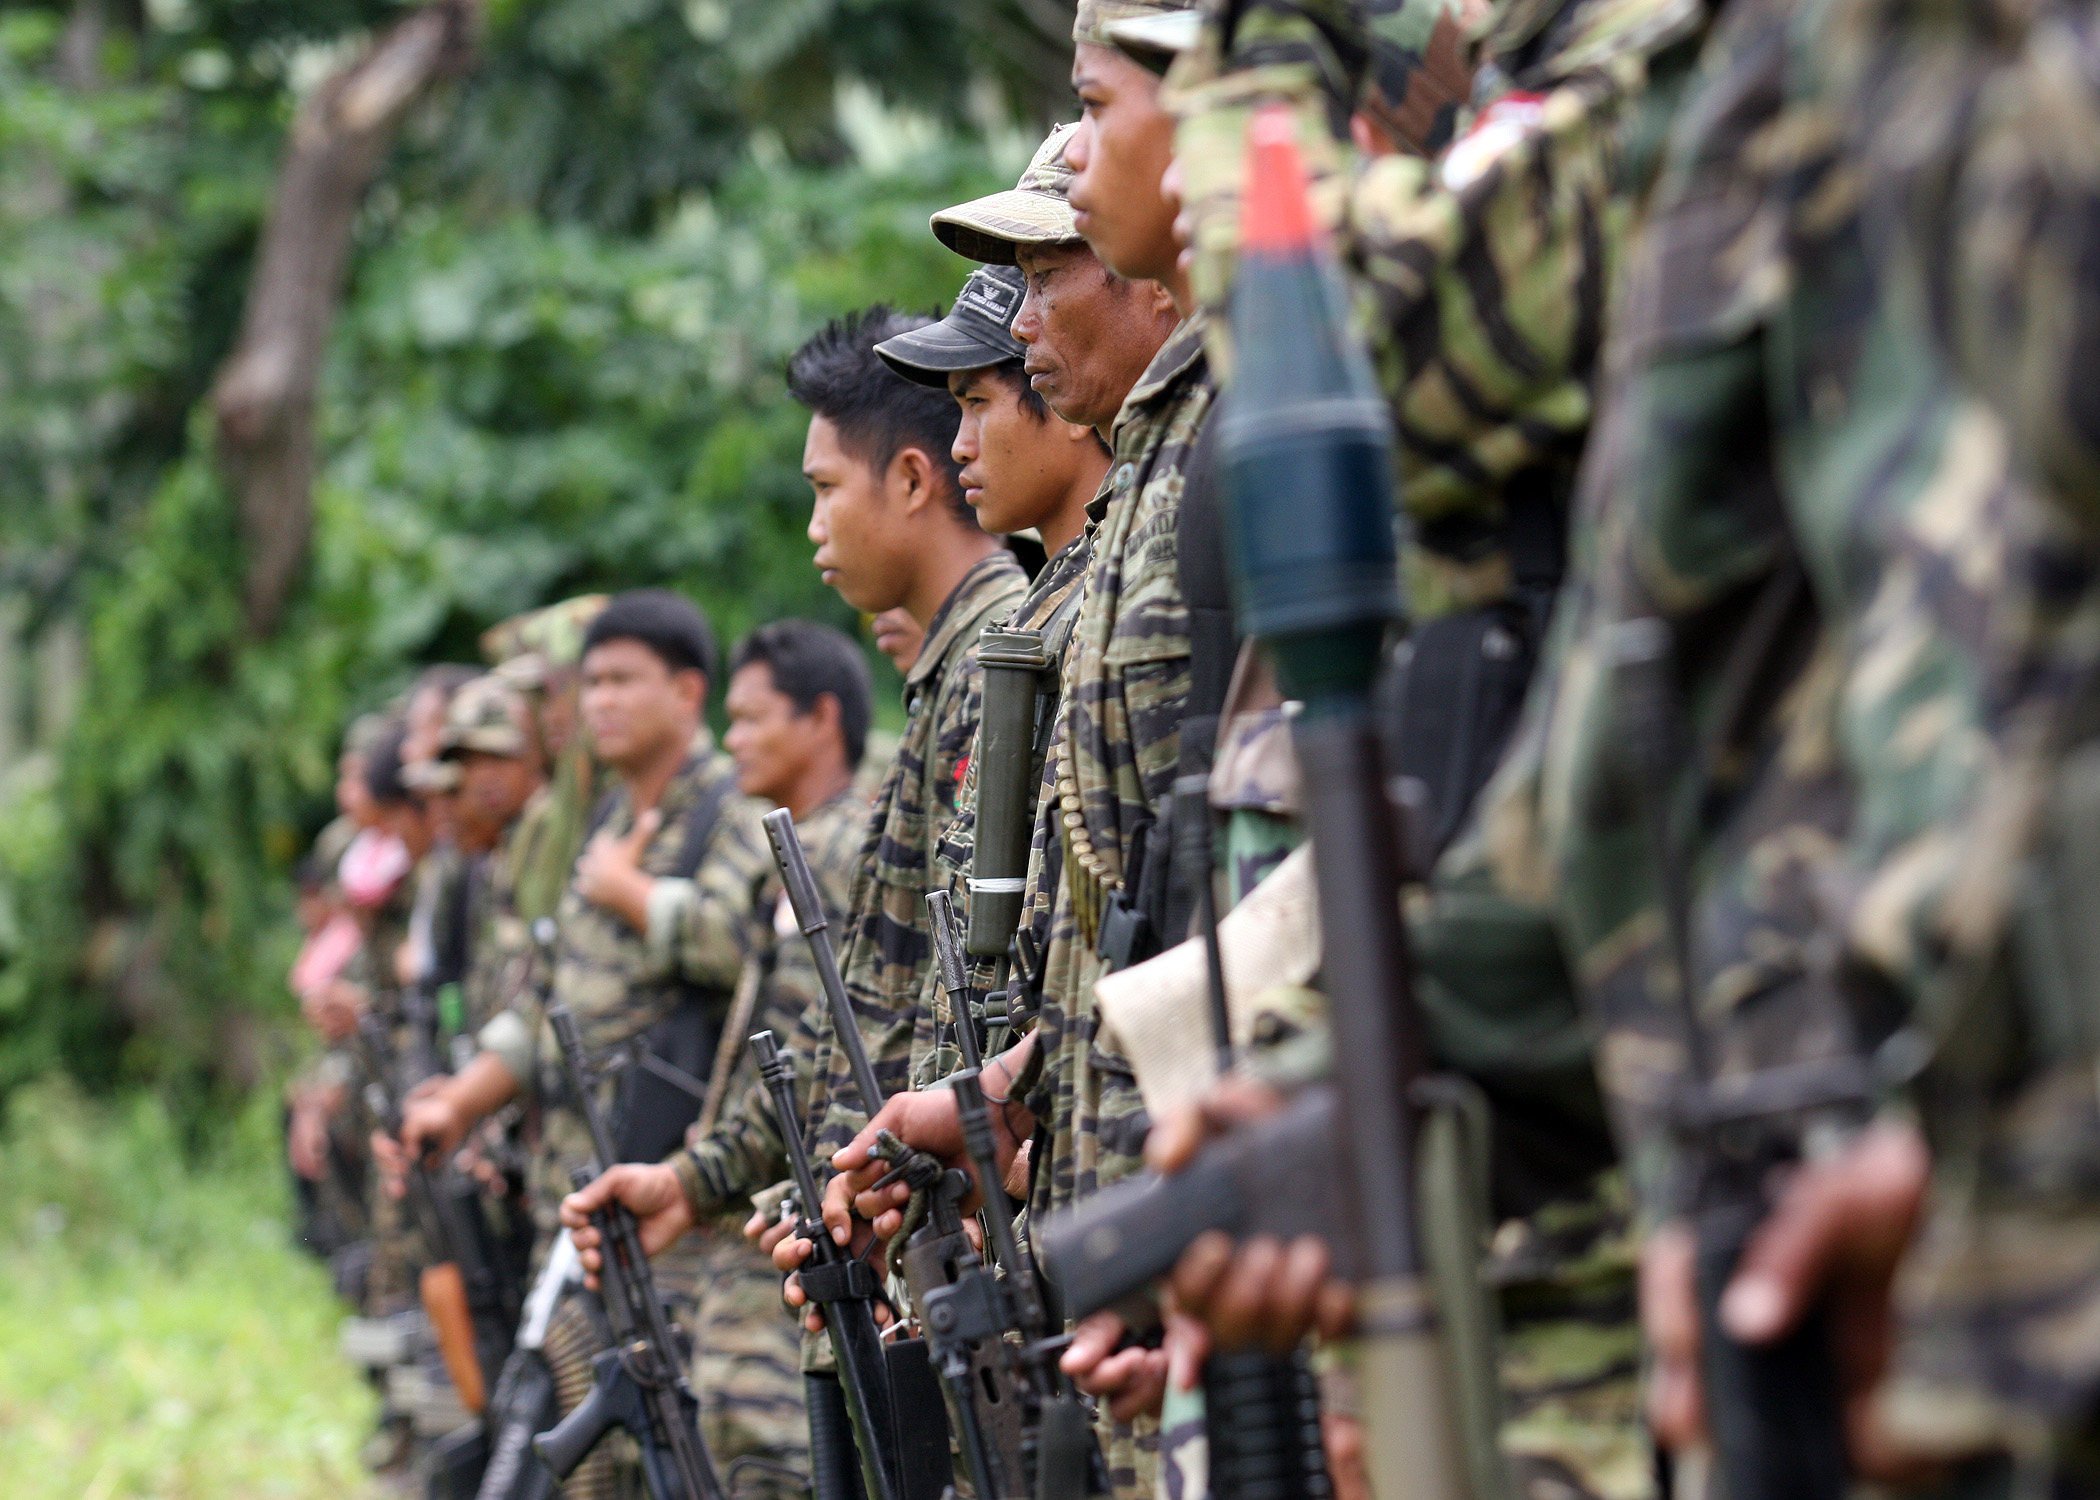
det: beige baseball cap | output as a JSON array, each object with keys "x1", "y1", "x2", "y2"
[
  {"x1": 1075, "y1": 0, "x2": 1200, "y2": 50},
  {"x1": 1101, "y1": 6, "x2": 1202, "y2": 69},
  {"x1": 931, "y1": 123, "x2": 1083, "y2": 265}
]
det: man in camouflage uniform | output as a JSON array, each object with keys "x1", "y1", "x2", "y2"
[
  {"x1": 872, "y1": 254, "x2": 1118, "y2": 1071},
  {"x1": 1119, "y1": 0, "x2": 1746, "y2": 1487},
  {"x1": 806, "y1": 12, "x2": 1216, "y2": 1491},
  {"x1": 775, "y1": 308, "x2": 1026, "y2": 1161},
  {"x1": 440, "y1": 675, "x2": 547, "y2": 1040},
  {"x1": 562, "y1": 620, "x2": 879, "y2": 1491},
  {"x1": 482, "y1": 593, "x2": 610, "y2": 931},
  {"x1": 396, "y1": 590, "x2": 775, "y2": 1499}
]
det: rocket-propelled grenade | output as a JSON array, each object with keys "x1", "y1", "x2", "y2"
[
  {"x1": 1218, "y1": 107, "x2": 1403, "y2": 709},
  {"x1": 1217, "y1": 106, "x2": 1482, "y2": 1500}
]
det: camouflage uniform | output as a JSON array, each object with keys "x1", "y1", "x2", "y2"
[
  {"x1": 659, "y1": 784, "x2": 872, "y2": 1492},
  {"x1": 483, "y1": 593, "x2": 608, "y2": 928},
  {"x1": 1007, "y1": 305, "x2": 1216, "y2": 1500},
  {"x1": 801, "y1": 550, "x2": 1026, "y2": 1158},
  {"x1": 1438, "y1": 0, "x2": 2100, "y2": 1487},
  {"x1": 923, "y1": 534, "x2": 1095, "y2": 1056},
  {"x1": 669, "y1": 782, "x2": 874, "y2": 1220},
  {"x1": 1161, "y1": 0, "x2": 1724, "y2": 1489},
  {"x1": 481, "y1": 735, "x2": 770, "y2": 1499},
  {"x1": 1774, "y1": 0, "x2": 2100, "y2": 1483}
]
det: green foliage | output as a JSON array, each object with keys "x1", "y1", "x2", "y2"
[
  {"x1": 0, "y1": 1077, "x2": 378, "y2": 1497},
  {"x1": 0, "y1": 0, "x2": 1030, "y2": 1105}
]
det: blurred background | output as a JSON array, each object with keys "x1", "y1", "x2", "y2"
[{"x1": 0, "y1": 0, "x2": 1073, "y2": 1490}]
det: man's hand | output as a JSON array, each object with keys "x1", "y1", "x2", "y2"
[
  {"x1": 373, "y1": 1087, "x2": 470, "y2": 1197},
  {"x1": 559, "y1": 1162, "x2": 696, "y2": 1291},
  {"x1": 1154, "y1": 1077, "x2": 1357, "y2": 1353},
  {"x1": 774, "y1": 1220, "x2": 892, "y2": 1335},
  {"x1": 1062, "y1": 1310, "x2": 1171, "y2": 1424},
  {"x1": 576, "y1": 809, "x2": 660, "y2": 933},
  {"x1": 1642, "y1": 1118, "x2": 1936, "y2": 1482},
  {"x1": 302, "y1": 979, "x2": 367, "y2": 1045},
  {"x1": 287, "y1": 1084, "x2": 344, "y2": 1181},
  {"x1": 744, "y1": 1199, "x2": 801, "y2": 1257}
]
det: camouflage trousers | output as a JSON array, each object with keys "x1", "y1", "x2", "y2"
[{"x1": 540, "y1": 1226, "x2": 807, "y2": 1500}]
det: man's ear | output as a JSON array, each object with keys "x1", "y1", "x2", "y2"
[
  {"x1": 810, "y1": 691, "x2": 844, "y2": 744},
  {"x1": 890, "y1": 445, "x2": 940, "y2": 515},
  {"x1": 676, "y1": 669, "x2": 708, "y2": 719}
]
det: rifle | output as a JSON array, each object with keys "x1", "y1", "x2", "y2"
[
  {"x1": 1610, "y1": 617, "x2": 1864, "y2": 1500},
  {"x1": 759, "y1": 809, "x2": 955, "y2": 1500},
  {"x1": 354, "y1": 1015, "x2": 522, "y2": 1415},
  {"x1": 923, "y1": 893, "x2": 1109, "y2": 1500},
  {"x1": 532, "y1": 1004, "x2": 726, "y2": 1500}
]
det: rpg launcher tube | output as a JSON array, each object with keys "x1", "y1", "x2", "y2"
[
  {"x1": 1220, "y1": 107, "x2": 1474, "y2": 1500},
  {"x1": 967, "y1": 627, "x2": 1050, "y2": 958}
]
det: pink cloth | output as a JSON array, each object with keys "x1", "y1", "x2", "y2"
[
  {"x1": 338, "y1": 828, "x2": 410, "y2": 910},
  {"x1": 290, "y1": 912, "x2": 362, "y2": 1000}
]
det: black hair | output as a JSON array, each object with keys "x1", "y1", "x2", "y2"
[
  {"x1": 582, "y1": 589, "x2": 720, "y2": 693},
  {"x1": 729, "y1": 620, "x2": 875, "y2": 770},
  {"x1": 977, "y1": 359, "x2": 1111, "y2": 456},
  {"x1": 983, "y1": 358, "x2": 1051, "y2": 423},
  {"x1": 787, "y1": 306, "x2": 975, "y2": 527},
  {"x1": 364, "y1": 726, "x2": 416, "y2": 808}
]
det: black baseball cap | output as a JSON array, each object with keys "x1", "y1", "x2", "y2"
[{"x1": 874, "y1": 266, "x2": 1028, "y2": 388}]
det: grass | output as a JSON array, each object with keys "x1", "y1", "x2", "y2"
[{"x1": 0, "y1": 1076, "x2": 380, "y2": 1499}]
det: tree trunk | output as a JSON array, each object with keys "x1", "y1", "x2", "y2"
[{"x1": 211, "y1": 0, "x2": 480, "y2": 637}]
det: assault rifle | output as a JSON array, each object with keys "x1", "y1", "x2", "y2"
[
  {"x1": 922, "y1": 892, "x2": 1107, "y2": 1500},
  {"x1": 532, "y1": 1003, "x2": 725, "y2": 1500},
  {"x1": 354, "y1": 1015, "x2": 523, "y2": 1416},
  {"x1": 759, "y1": 809, "x2": 955, "y2": 1500}
]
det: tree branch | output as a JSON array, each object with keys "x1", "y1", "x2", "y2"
[{"x1": 211, "y1": 0, "x2": 479, "y2": 637}]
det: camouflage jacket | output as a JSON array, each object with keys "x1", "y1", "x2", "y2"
[
  {"x1": 475, "y1": 734, "x2": 772, "y2": 1238},
  {"x1": 461, "y1": 824, "x2": 532, "y2": 1039},
  {"x1": 923, "y1": 532, "x2": 1097, "y2": 1045},
  {"x1": 1785, "y1": 0, "x2": 2100, "y2": 1449},
  {"x1": 672, "y1": 781, "x2": 872, "y2": 1221},
  {"x1": 1020, "y1": 315, "x2": 1214, "y2": 1225},
  {"x1": 803, "y1": 551, "x2": 1028, "y2": 1157}
]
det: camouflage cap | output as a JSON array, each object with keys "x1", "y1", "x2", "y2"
[
  {"x1": 931, "y1": 124, "x2": 1082, "y2": 265},
  {"x1": 480, "y1": 594, "x2": 609, "y2": 690},
  {"x1": 875, "y1": 265, "x2": 1028, "y2": 387},
  {"x1": 342, "y1": 710, "x2": 394, "y2": 761},
  {"x1": 1075, "y1": 0, "x2": 1200, "y2": 51},
  {"x1": 437, "y1": 674, "x2": 532, "y2": 761}
]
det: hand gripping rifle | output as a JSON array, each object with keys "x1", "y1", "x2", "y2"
[
  {"x1": 923, "y1": 893, "x2": 1109, "y2": 1500},
  {"x1": 355, "y1": 1015, "x2": 521, "y2": 1416},
  {"x1": 1610, "y1": 618, "x2": 1863, "y2": 1500},
  {"x1": 532, "y1": 1004, "x2": 725, "y2": 1500},
  {"x1": 759, "y1": 809, "x2": 955, "y2": 1500}
]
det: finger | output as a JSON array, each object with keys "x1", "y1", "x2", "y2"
[
  {"x1": 627, "y1": 809, "x2": 661, "y2": 850},
  {"x1": 1166, "y1": 1229, "x2": 1237, "y2": 1320},
  {"x1": 1260, "y1": 1236, "x2": 1333, "y2": 1354},
  {"x1": 1721, "y1": 1172, "x2": 1846, "y2": 1345},
  {"x1": 1145, "y1": 1103, "x2": 1207, "y2": 1175},
  {"x1": 1166, "y1": 1314, "x2": 1211, "y2": 1393},
  {"x1": 1313, "y1": 1278, "x2": 1358, "y2": 1342},
  {"x1": 1207, "y1": 1236, "x2": 1286, "y2": 1349},
  {"x1": 1108, "y1": 1355, "x2": 1168, "y2": 1425},
  {"x1": 1061, "y1": 1312, "x2": 1126, "y2": 1377}
]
